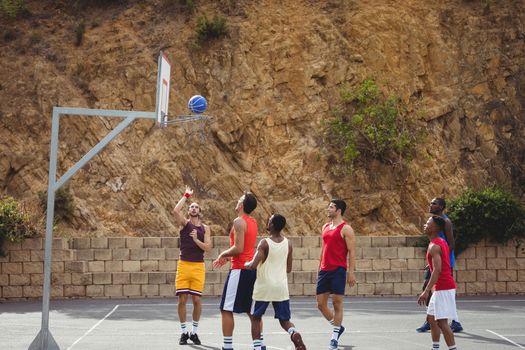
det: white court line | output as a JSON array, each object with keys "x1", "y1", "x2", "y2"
[
  {"x1": 116, "y1": 299, "x2": 525, "y2": 307},
  {"x1": 66, "y1": 305, "x2": 119, "y2": 350},
  {"x1": 486, "y1": 329, "x2": 525, "y2": 349}
]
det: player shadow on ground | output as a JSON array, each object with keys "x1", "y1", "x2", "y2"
[
  {"x1": 338, "y1": 345, "x2": 354, "y2": 349},
  {"x1": 455, "y1": 331, "x2": 524, "y2": 348}
]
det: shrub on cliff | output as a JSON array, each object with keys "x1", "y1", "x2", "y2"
[
  {"x1": 0, "y1": 0, "x2": 27, "y2": 19},
  {"x1": 448, "y1": 186, "x2": 525, "y2": 256},
  {"x1": 196, "y1": 13, "x2": 227, "y2": 44},
  {"x1": 38, "y1": 185, "x2": 75, "y2": 223},
  {"x1": 322, "y1": 78, "x2": 424, "y2": 172},
  {"x1": 0, "y1": 196, "x2": 38, "y2": 256}
]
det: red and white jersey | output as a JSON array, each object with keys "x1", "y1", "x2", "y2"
[{"x1": 427, "y1": 238, "x2": 456, "y2": 291}]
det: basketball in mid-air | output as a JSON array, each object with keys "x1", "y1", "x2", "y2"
[{"x1": 188, "y1": 95, "x2": 208, "y2": 114}]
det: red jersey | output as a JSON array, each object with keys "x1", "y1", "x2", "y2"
[
  {"x1": 320, "y1": 222, "x2": 348, "y2": 271},
  {"x1": 230, "y1": 214, "x2": 258, "y2": 269},
  {"x1": 427, "y1": 238, "x2": 456, "y2": 291}
]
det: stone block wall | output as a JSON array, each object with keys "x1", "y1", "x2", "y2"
[{"x1": 0, "y1": 236, "x2": 523, "y2": 300}]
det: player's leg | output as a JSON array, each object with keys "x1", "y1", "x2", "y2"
[
  {"x1": 316, "y1": 292, "x2": 333, "y2": 320},
  {"x1": 437, "y1": 318, "x2": 456, "y2": 347},
  {"x1": 428, "y1": 315, "x2": 441, "y2": 349},
  {"x1": 175, "y1": 261, "x2": 191, "y2": 345},
  {"x1": 188, "y1": 262, "x2": 205, "y2": 344},
  {"x1": 250, "y1": 301, "x2": 267, "y2": 350},
  {"x1": 328, "y1": 267, "x2": 347, "y2": 348},
  {"x1": 316, "y1": 269, "x2": 334, "y2": 321},
  {"x1": 275, "y1": 301, "x2": 306, "y2": 350}
]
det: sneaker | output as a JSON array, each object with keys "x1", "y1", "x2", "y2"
[
  {"x1": 328, "y1": 339, "x2": 338, "y2": 350},
  {"x1": 337, "y1": 325, "x2": 345, "y2": 340},
  {"x1": 261, "y1": 347, "x2": 266, "y2": 350},
  {"x1": 450, "y1": 320, "x2": 464, "y2": 333},
  {"x1": 179, "y1": 332, "x2": 189, "y2": 345},
  {"x1": 189, "y1": 333, "x2": 201, "y2": 345},
  {"x1": 416, "y1": 321, "x2": 431, "y2": 333},
  {"x1": 291, "y1": 332, "x2": 306, "y2": 350}
]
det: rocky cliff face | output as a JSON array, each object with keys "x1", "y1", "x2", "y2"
[{"x1": 1, "y1": 0, "x2": 524, "y2": 237}]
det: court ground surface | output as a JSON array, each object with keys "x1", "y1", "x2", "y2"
[{"x1": 1, "y1": 296, "x2": 524, "y2": 350}]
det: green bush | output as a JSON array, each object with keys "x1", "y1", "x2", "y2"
[
  {"x1": 0, "y1": 0, "x2": 26, "y2": 18},
  {"x1": 38, "y1": 185, "x2": 75, "y2": 223},
  {"x1": 0, "y1": 196, "x2": 37, "y2": 256},
  {"x1": 322, "y1": 78, "x2": 424, "y2": 171},
  {"x1": 196, "y1": 14, "x2": 227, "y2": 44},
  {"x1": 448, "y1": 186, "x2": 525, "y2": 256}
]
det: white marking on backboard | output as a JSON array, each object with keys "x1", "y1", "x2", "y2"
[{"x1": 155, "y1": 52, "x2": 171, "y2": 127}]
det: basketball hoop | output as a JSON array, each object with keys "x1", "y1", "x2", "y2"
[{"x1": 164, "y1": 114, "x2": 213, "y2": 144}]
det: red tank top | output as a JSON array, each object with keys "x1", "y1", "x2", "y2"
[
  {"x1": 230, "y1": 214, "x2": 258, "y2": 269},
  {"x1": 427, "y1": 238, "x2": 456, "y2": 291},
  {"x1": 320, "y1": 222, "x2": 348, "y2": 271}
]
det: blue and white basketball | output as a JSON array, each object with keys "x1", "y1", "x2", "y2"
[{"x1": 188, "y1": 95, "x2": 208, "y2": 114}]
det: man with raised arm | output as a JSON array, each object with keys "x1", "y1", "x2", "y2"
[
  {"x1": 212, "y1": 192, "x2": 259, "y2": 350},
  {"x1": 316, "y1": 199, "x2": 356, "y2": 350},
  {"x1": 173, "y1": 186, "x2": 211, "y2": 345}
]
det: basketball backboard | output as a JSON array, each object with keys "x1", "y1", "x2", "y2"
[{"x1": 155, "y1": 52, "x2": 171, "y2": 128}]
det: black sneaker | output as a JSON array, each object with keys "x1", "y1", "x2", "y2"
[
  {"x1": 189, "y1": 333, "x2": 201, "y2": 345},
  {"x1": 179, "y1": 332, "x2": 189, "y2": 345}
]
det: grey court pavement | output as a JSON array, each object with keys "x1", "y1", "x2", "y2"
[{"x1": 1, "y1": 296, "x2": 524, "y2": 350}]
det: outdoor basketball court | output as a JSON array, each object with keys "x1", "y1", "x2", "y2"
[{"x1": 1, "y1": 295, "x2": 524, "y2": 349}]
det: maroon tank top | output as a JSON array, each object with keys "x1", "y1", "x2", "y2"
[{"x1": 179, "y1": 221, "x2": 206, "y2": 262}]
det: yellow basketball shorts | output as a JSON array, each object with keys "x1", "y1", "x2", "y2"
[{"x1": 175, "y1": 260, "x2": 205, "y2": 296}]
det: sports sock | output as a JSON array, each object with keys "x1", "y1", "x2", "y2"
[
  {"x1": 260, "y1": 332, "x2": 265, "y2": 346},
  {"x1": 331, "y1": 326, "x2": 341, "y2": 340},
  {"x1": 287, "y1": 327, "x2": 296, "y2": 335},
  {"x1": 223, "y1": 336, "x2": 233, "y2": 349},
  {"x1": 180, "y1": 322, "x2": 188, "y2": 334},
  {"x1": 448, "y1": 346, "x2": 457, "y2": 350},
  {"x1": 329, "y1": 319, "x2": 335, "y2": 326},
  {"x1": 191, "y1": 320, "x2": 199, "y2": 334},
  {"x1": 432, "y1": 341, "x2": 440, "y2": 349},
  {"x1": 253, "y1": 339, "x2": 262, "y2": 350}
]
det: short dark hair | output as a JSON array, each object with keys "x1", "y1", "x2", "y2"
[
  {"x1": 431, "y1": 215, "x2": 446, "y2": 232},
  {"x1": 243, "y1": 192, "x2": 257, "y2": 214},
  {"x1": 271, "y1": 214, "x2": 286, "y2": 232},
  {"x1": 434, "y1": 197, "x2": 446, "y2": 209},
  {"x1": 331, "y1": 199, "x2": 347, "y2": 215}
]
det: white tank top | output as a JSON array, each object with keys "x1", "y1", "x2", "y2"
[{"x1": 252, "y1": 237, "x2": 290, "y2": 302}]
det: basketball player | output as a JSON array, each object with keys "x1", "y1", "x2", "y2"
[
  {"x1": 316, "y1": 199, "x2": 356, "y2": 350},
  {"x1": 245, "y1": 214, "x2": 306, "y2": 350},
  {"x1": 417, "y1": 197, "x2": 463, "y2": 333},
  {"x1": 212, "y1": 192, "x2": 259, "y2": 350},
  {"x1": 173, "y1": 186, "x2": 211, "y2": 345},
  {"x1": 417, "y1": 216, "x2": 459, "y2": 350}
]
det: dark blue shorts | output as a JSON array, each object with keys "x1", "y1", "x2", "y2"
[
  {"x1": 220, "y1": 269, "x2": 256, "y2": 313},
  {"x1": 316, "y1": 267, "x2": 347, "y2": 295},
  {"x1": 251, "y1": 300, "x2": 291, "y2": 320}
]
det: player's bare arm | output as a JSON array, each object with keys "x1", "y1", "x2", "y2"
[
  {"x1": 245, "y1": 239, "x2": 268, "y2": 270},
  {"x1": 342, "y1": 224, "x2": 356, "y2": 287},
  {"x1": 190, "y1": 224, "x2": 212, "y2": 252},
  {"x1": 287, "y1": 240, "x2": 293, "y2": 273},
  {"x1": 418, "y1": 244, "x2": 442, "y2": 306},
  {"x1": 213, "y1": 217, "x2": 246, "y2": 268},
  {"x1": 173, "y1": 186, "x2": 193, "y2": 226}
]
